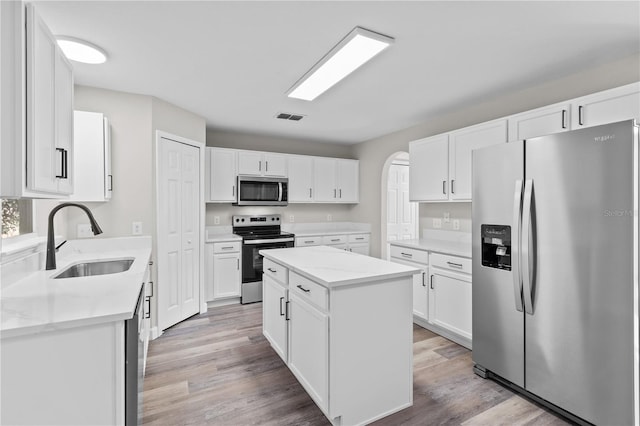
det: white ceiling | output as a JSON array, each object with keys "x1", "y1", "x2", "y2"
[{"x1": 34, "y1": 1, "x2": 640, "y2": 145}]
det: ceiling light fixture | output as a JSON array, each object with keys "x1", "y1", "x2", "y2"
[
  {"x1": 287, "y1": 26, "x2": 394, "y2": 101},
  {"x1": 56, "y1": 36, "x2": 107, "y2": 64}
]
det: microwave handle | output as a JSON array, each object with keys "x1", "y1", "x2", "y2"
[{"x1": 278, "y1": 182, "x2": 283, "y2": 202}]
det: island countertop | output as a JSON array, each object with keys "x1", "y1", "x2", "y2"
[{"x1": 260, "y1": 245, "x2": 420, "y2": 288}]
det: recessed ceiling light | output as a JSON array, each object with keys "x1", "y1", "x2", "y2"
[
  {"x1": 56, "y1": 36, "x2": 107, "y2": 64},
  {"x1": 287, "y1": 26, "x2": 394, "y2": 101}
]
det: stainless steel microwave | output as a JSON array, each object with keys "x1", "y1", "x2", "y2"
[{"x1": 234, "y1": 176, "x2": 288, "y2": 206}]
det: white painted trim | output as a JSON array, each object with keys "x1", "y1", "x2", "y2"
[
  {"x1": 154, "y1": 131, "x2": 205, "y2": 333},
  {"x1": 207, "y1": 297, "x2": 241, "y2": 309}
]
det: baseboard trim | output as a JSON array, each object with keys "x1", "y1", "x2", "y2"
[{"x1": 413, "y1": 316, "x2": 472, "y2": 349}]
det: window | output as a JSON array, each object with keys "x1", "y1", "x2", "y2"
[{"x1": 1, "y1": 199, "x2": 34, "y2": 238}]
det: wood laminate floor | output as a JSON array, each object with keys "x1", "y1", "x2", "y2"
[{"x1": 143, "y1": 303, "x2": 571, "y2": 425}]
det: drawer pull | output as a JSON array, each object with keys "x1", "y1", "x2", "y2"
[
  {"x1": 401, "y1": 252, "x2": 413, "y2": 258},
  {"x1": 267, "y1": 268, "x2": 277, "y2": 273},
  {"x1": 221, "y1": 246, "x2": 234, "y2": 250},
  {"x1": 304, "y1": 240, "x2": 315, "y2": 244},
  {"x1": 447, "y1": 261, "x2": 463, "y2": 269},
  {"x1": 331, "y1": 239, "x2": 340, "y2": 242},
  {"x1": 355, "y1": 237, "x2": 364, "y2": 240},
  {"x1": 297, "y1": 284, "x2": 311, "y2": 293}
]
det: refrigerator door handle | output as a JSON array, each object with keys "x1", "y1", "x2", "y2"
[
  {"x1": 512, "y1": 180, "x2": 524, "y2": 312},
  {"x1": 521, "y1": 179, "x2": 534, "y2": 314}
]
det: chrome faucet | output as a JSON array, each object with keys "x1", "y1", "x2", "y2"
[{"x1": 46, "y1": 203, "x2": 103, "y2": 270}]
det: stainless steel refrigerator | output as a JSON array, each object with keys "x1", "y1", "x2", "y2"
[{"x1": 472, "y1": 119, "x2": 639, "y2": 425}]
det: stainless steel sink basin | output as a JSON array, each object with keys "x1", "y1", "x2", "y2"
[{"x1": 54, "y1": 258, "x2": 135, "y2": 279}]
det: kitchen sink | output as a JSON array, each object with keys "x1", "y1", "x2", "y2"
[{"x1": 53, "y1": 258, "x2": 135, "y2": 279}]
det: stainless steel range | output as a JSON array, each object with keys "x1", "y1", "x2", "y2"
[{"x1": 233, "y1": 215, "x2": 294, "y2": 304}]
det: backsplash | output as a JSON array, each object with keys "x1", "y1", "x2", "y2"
[
  {"x1": 205, "y1": 203, "x2": 355, "y2": 226},
  {"x1": 419, "y1": 202, "x2": 471, "y2": 233}
]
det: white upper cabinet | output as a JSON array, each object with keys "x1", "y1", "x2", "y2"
[
  {"x1": 238, "y1": 151, "x2": 286, "y2": 177},
  {"x1": 409, "y1": 134, "x2": 449, "y2": 202},
  {"x1": 448, "y1": 119, "x2": 507, "y2": 200},
  {"x1": 508, "y1": 103, "x2": 571, "y2": 142},
  {"x1": 69, "y1": 111, "x2": 112, "y2": 202},
  {"x1": 206, "y1": 147, "x2": 237, "y2": 202},
  {"x1": 1, "y1": 2, "x2": 74, "y2": 198},
  {"x1": 313, "y1": 157, "x2": 359, "y2": 203},
  {"x1": 571, "y1": 82, "x2": 640, "y2": 129},
  {"x1": 288, "y1": 154, "x2": 314, "y2": 202},
  {"x1": 410, "y1": 120, "x2": 506, "y2": 202}
]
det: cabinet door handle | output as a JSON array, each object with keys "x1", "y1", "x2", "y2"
[
  {"x1": 309, "y1": 188, "x2": 312, "y2": 198},
  {"x1": 297, "y1": 284, "x2": 311, "y2": 293},
  {"x1": 451, "y1": 180, "x2": 455, "y2": 194},
  {"x1": 108, "y1": 174, "x2": 113, "y2": 191},
  {"x1": 578, "y1": 105, "x2": 584, "y2": 125},
  {"x1": 401, "y1": 252, "x2": 413, "y2": 258},
  {"x1": 422, "y1": 272, "x2": 426, "y2": 287},
  {"x1": 265, "y1": 161, "x2": 268, "y2": 172},
  {"x1": 145, "y1": 297, "x2": 151, "y2": 319},
  {"x1": 55, "y1": 148, "x2": 67, "y2": 179},
  {"x1": 447, "y1": 261, "x2": 463, "y2": 269},
  {"x1": 259, "y1": 160, "x2": 262, "y2": 171},
  {"x1": 232, "y1": 185, "x2": 236, "y2": 197},
  {"x1": 279, "y1": 297, "x2": 285, "y2": 316},
  {"x1": 237, "y1": 258, "x2": 239, "y2": 270},
  {"x1": 442, "y1": 180, "x2": 447, "y2": 195},
  {"x1": 561, "y1": 109, "x2": 567, "y2": 129},
  {"x1": 267, "y1": 268, "x2": 277, "y2": 273},
  {"x1": 285, "y1": 301, "x2": 290, "y2": 321},
  {"x1": 430, "y1": 275, "x2": 434, "y2": 289},
  {"x1": 334, "y1": 189, "x2": 337, "y2": 198},
  {"x1": 339, "y1": 189, "x2": 342, "y2": 198}
]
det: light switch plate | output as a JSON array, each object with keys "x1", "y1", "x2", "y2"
[
  {"x1": 327, "y1": 214, "x2": 332, "y2": 221},
  {"x1": 433, "y1": 218, "x2": 442, "y2": 229},
  {"x1": 132, "y1": 222, "x2": 143, "y2": 235},
  {"x1": 77, "y1": 224, "x2": 92, "y2": 238},
  {"x1": 289, "y1": 215, "x2": 295, "y2": 223},
  {"x1": 453, "y1": 219, "x2": 460, "y2": 230},
  {"x1": 214, "y1": 216, "x2": 220, "y2": 225},
  {"x1": 443, "y1": 212, "x2": 450, "y2": 223}
]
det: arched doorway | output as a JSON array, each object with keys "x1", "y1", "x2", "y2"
[{"x1": 380, "y1": 151, "x2": 418, "y2": 260}]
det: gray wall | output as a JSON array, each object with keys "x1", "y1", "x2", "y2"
[
  {"x1": 206, "y1": 129, "x2": 356, "y2": 227},
  {"x1": 353, "y1": 53, "x2": 640, "y2": 258}
]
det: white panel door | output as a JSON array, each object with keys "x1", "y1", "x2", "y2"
[
  {"x1": 158, "y1": 137, "x2": 200, "y2": 330},
  {"x1": 54, "y1": 47, "x2": 74, "y2": 194},
  {"x1": 263, "y1": 153, "x2": 287, "y2": 176},
  {"x1": 336, "y1": 159, "x2": 358, "y2": 202},
  {"x1": 571, "y1": 83, "x2": 640, "y2": 129},
  {"x1": 409, "y1": 135, "x2": 449, "y2": 201},
  {"x1": 508, "y1": 103, "x2": 571, "y2": 142},
  {"x1": 208, "y1": 148, "x2": 237, "y2": 202},
  {"x1": 387, "y1": 163, "x2": 418, "y2": 242},
  {"x1": 263, "y1": 276, "x2": 288, "y2": 362},
  {"x1": 430, "y1": 272, "x2": 472, "y2": 339},
  {"x1": 212, "y1": 253, "x2": 241, "y2": 299},
  {"x1": 237, "y1": 151, "x2": 262, "y2": 175}
]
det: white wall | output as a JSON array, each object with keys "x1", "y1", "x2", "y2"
[{"x1": 352, "y1": 53, "x2": 640, "y2": 258}]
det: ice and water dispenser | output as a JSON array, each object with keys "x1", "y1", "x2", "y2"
[{"x1": 481, "y1": 225, "x2": 511, "y2": 270}]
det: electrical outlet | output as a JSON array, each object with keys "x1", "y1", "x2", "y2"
[
  {"x1": 453, "y1": 219, "x2": 460, "y2": 230},
  {"x1": 327, "y1": 214, "x2": 332, "y2": 221},
  {"x1": 443, "y1": 212, "x2": 450, "y2": 223},
  {"x1": 433, "y1": 218, "x2": 442, "y2": 229},
  {"x1": 132, "y1": 222, "x2": 143, "y2": 235},
  {"x1": 77, "y1": 224, "x2": 92, "y2": 238},
  {"x1": 214, "y1": 216, "x2": 220, "y2": 225},
  {"x1": 289, "y1": 215, "x2": 295, "y2": 223}
]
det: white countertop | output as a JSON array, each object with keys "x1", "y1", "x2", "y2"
[
  {"x1": 0, "y1": 236, "x2": 152, "y2": 339},
  {"x1": 389, "y1": 230, "x2": 472, "y2": 258},
  {"x1": 260, "y1": 245, "x2": 420, "y2": 288},
  {"x1": 205, "y1": 226, "x2": 242, "y2": 243},
  {"x1": 282, "y1": 222, "x2": 371, "y2": 237}
]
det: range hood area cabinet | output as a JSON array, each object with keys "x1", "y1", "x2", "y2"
[
  {"x1": 1, "y1": 1, "x2": 75, "y2": 198},
  {"x1": 410, "y1": 119, "x2": 507, "y2": 202},
  {"x1": 205, "y1": 147, "x2": 359, "y2": 204},
  {"x1": 68, "y1": 111, "x2": 112, "y2": 202}
]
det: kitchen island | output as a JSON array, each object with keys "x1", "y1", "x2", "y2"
[{"x1": 260, "y1": 245, "x2": 419, "y2": 426}]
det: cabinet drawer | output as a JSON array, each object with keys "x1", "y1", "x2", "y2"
[
  {"x1": 389, "y1": 245, "x2": 429, "y2": 265},
  {"x1": 348, "y1": 233, "x2": 370, "y2": 243},
  {"x1": 213, "y1": 241, "x2": 241, "y2": 254},
  {"x1": 264, "y1": 258, "x2": 288, "y2": 284},
  {"x1": 296, "y1": 236, "x2": 322, "y2": 246},
  {"x1": 430, "y1": 253, "x2": 471, "y2": 274},
  {"x1": 322, "y1": 235, "x2": 347, "y2": 245},
  {"x1": 290, "y1": 272, "x2": 328, "y2": 311}
]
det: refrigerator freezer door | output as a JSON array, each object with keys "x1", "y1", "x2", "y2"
[
  {"x1": 524, "y1": 120, "x2": 637, "y2": 425},
  {"x1": 472, "y1": 141, "x2": 525, "y2": 388}
]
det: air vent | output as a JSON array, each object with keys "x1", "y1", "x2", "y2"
[{"x1": 276, "y1": 112, "x2": 305, "y2": 122}]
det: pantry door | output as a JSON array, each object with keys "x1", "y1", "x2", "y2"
[{"x1": 157, "y1": 134, "x2": 202, "y2": 330}]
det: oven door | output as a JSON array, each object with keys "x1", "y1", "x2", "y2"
[
  {"x1": 241, "y1": 238, "x2": 294, "y2": 283},
  {"x1": 235, "y1": 176, "x2": 288, "y2": 206}
]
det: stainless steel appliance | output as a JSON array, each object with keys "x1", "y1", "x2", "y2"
[
  {"x1": 125, "y1": 286, "x2": 144, "y2": 425},
  {"x1": 472, "y1": 119, "x2": 639, "y2": 425},
  {"x1": 233, "y1": 214, "x2": 294, "y2": 303},
  {"x1": 235, "y1": 176, "x2": 288, "y2": 206}
]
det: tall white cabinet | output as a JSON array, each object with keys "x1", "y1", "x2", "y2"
[
  {"x1": 1, "y1": 1, "x2": 75, "y2": 198},
  {"x1": 206, "y1": 147, "x2": 237, "y2": 202}
]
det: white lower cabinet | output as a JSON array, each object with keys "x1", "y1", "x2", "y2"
[
  {"x1": 390, "y1": 246, "x2": 429, "y2": 322},
  {"x1": 205, "y1": 241, "x2": 241, "y2": 301},
  {"x1": 263, "y1": 275, "x2": 288, "y2": 361},
  {"x1": 288, "y1": 293, "x2": 329, "y2": 411},
  {"x1": 429, "y1": 253, "x2": 472, "y2": 346}
]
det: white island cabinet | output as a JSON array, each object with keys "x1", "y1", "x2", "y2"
[{"x1": 261, "y1": 246, "x2": 419, "y2": 426}]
